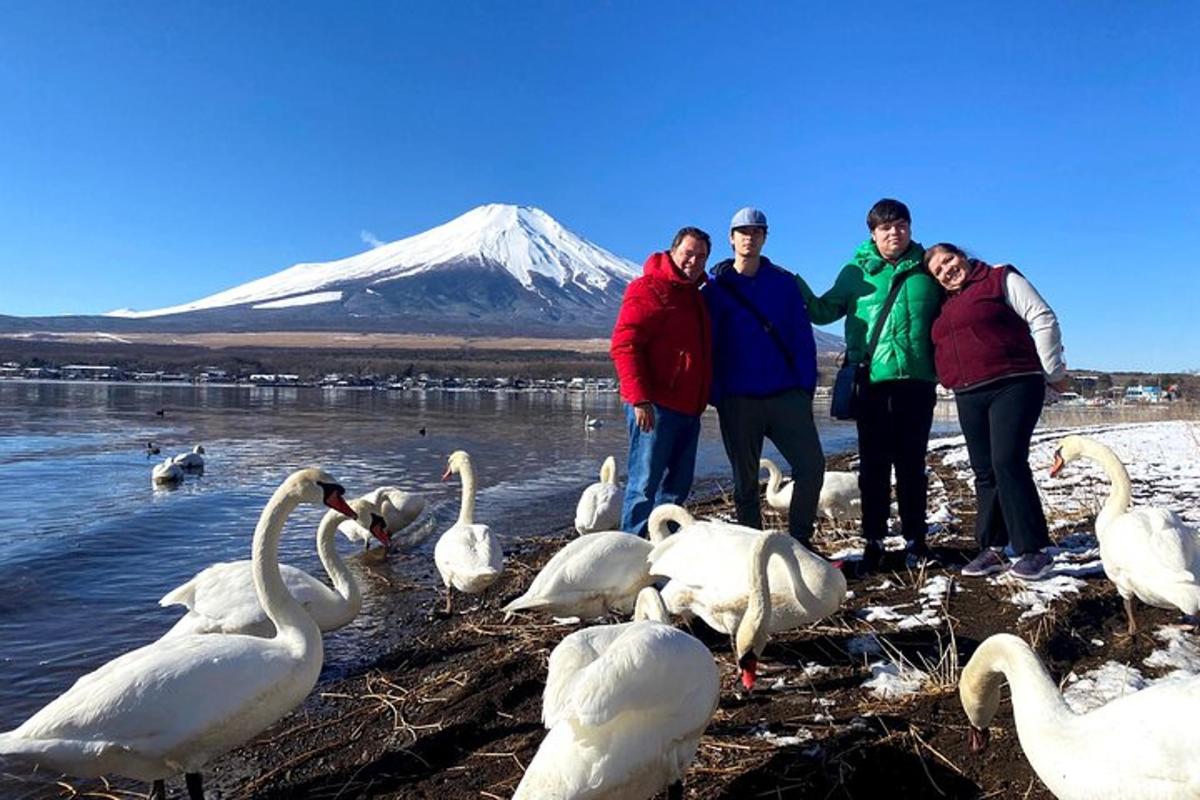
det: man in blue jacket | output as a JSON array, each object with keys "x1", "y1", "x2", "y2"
[{"x1": 703, "y1": 207, "x2": 825, "y2": 543}]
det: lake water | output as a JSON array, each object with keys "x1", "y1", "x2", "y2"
[{"x1": 0, "y1": 380, "x2": 957, "y2": 733}]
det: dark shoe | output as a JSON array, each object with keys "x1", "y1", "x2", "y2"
[
  {"x1": 961, "y1": 548, "x2": 1009, "y2": 577},
  {"x1": 856, "y1": 540, "x2": 884, "y2": 576},
  {"x1": 1009, "y1": 551, "x2": 1054, "y2": 581},
  {"x1": 904, "y1": 540, "x2": 939, "y2": 570}
]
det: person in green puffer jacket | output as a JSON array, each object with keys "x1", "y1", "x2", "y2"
[{"x1": 796, "y1": 199, "x2": 941, "y2": 575}]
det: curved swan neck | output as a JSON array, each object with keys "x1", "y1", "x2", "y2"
[
  {"x1": 599, "y1": 456, "x2": 616, "y2": 485},
  {"x1": 737, "y1": 533, "x2": 807, "y2": 658},
  {"x1": 456, "y1": 460, "x2": 477, "y2": 527},
  {"x1": 961, "y1": 635, "x2": 1072, "y2": 733},
  {"x1": 646, "y1": 503, "x2": 694, "y2": 544},
  {"x1": 317, "y1": 509, "x2": 359, "y2": 611},
  {"x1": 252, "y1": 477, "x2": 323, "y2": 643},
  {"x1": 760, "y1": 459, "x2": 782, "y2": 496},
  {"x1": 1069, "y1": 438, "x2": 1132, "y2": 534}
]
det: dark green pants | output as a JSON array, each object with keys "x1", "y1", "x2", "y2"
[{"x1": 716, "y1": 388, "x2": 825, "y2": 541}]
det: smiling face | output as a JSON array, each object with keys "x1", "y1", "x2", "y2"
[
  {"x1": 670, "y1": 234, "x2": 710, "y2": 282},
  {"x1": 926, "y1": 246, "x2": 971, "y2": 292},
  {"x1": 871, "y1": 219, "x2": 912, "y2": 261}
]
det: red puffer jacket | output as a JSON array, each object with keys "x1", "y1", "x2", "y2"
[{"x1": 610, "y1": 251, "x2": 711, "y2": 416}]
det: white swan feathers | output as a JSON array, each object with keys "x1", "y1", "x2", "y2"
[
  {"x1": 151, "y1": 457, "x2": 184, "y2": 486},
  {"x1": 512, "y1": 587, "x2": 720, "y2": 799},
  {"x1": 1051, "y1": 435, "x2": 1200, "y2": 633},
  {"x1": 159, "y1": 496, "x2": 390, "y2": 638},
  {"x1": 434, "y1": 450, "x2": 504, "y2": 612},
  {"x1": 647, "y1": 505, "x2": 846, "y2": 688},
  {"x1": 172, "y1": 445, "x2": 206, "y2": 471},
  {"x1": 759, "y1": 458, "x2": 860, "y2": 521},
  {"x1": 339, "y1": 486, "x2": 427, "y2": 551},
  {"x1": 961, "y1": 633, "x2": 1200, "y2": 799},
  {"x1": 574, "y1": 455, "x2": 622, "y2": 534},
  {"x1": 0, "y1": 468, "x2": 356, "y2": 787},
  {"x1": 502, "y1": 511, "x2": 668, "y2": 621}
]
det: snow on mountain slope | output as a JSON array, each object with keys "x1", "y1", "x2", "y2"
[{"x1": 107, "y1": 205, "x2": 640, "y2": 319}]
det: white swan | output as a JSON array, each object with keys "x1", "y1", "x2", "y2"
[
  {"x1": 502, "y1": 514, "x2": 669, "y2": 621},
  {"x1": 434, "y1": 450, "x2": 504, "y2": 614},
  {"x1": 647, "y1": 505, "x2": 846, "y2": 690},
  {"x1": 159, "y1": 497, "x2": 390, "y2": 639},
  {"x1": 172, "y1": 445, "x2": 206, "y2": 471},
  {"x1": 512, "y1": 587, "x2": 719, "y2": 799},
  {"x1": 573, "y1": 455, "x2": 622, "y2": 534},
  {"x1": 338, "y1": 486, "x2": 427, "y2": 552},
  {"x1": 584, "y1": 414, "x2": 603, "y2": 429},
  {"x1": 151, "y1": 456, "x2": 184, "y2": 486},
  {"x1": 960, "y1": 633, "x2": 1200, "y2": 799},
  {"x1": 0, "y1": 468, "x2": 357, "y2": 800},
  {"x1": 760, "y1": 458, "x2": 861, "y2": 521},
  {"x1": 1051, "y1": 435, "x2": 1200, "y2": 634}
]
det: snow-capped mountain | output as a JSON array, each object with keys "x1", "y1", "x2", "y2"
[{"x1": 101, "y1": 204, "x2": 641, "y2": 336}]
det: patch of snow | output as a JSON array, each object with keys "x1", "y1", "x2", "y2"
[
  {"x1": 251, "y1": 290, "x2": 343, "y2": 310},
  {"x1": 862, "y1": 660, "x2": 928, "y2": 699},
  {"x1": 995, "y1": 573, "x2": 1088, "y2": 620},
  {"x1": 1144, "y1": 627, "x2": 1200, "y2": 676},
  {"x1": 750, "y1": 723, "x2": 814, "y2": 747},
  {"x1": 1063, "y1": 662, "x2": 1148, "y2": 713}
]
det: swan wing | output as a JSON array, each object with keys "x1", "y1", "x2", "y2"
[
  {"x1": 542, "y1": 623, "x2": 632, "y2": 727},
  {"x1": 574, "y1": 482, "x2": 622, "y2": 534},
  {"x1": 3, "y1": 634, "x2": 318, "y2": 778},
  {"x1": 567, "y1": 623, "x2": 719, "y2": 730},
  {"x1": 648, "y1": 522, "x2": 757, "y2": 594},
  {"x1": 503, "y1": 533, "x2": 652, "y2": 615}
]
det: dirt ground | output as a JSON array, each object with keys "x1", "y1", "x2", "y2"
[{"x1": 3, "y1": 451, "x2": 1182, "y2": 800}]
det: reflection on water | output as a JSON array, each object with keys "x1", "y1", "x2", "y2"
[{"x1": 0, "y1": 381, "x2": 943, "y2": 733}]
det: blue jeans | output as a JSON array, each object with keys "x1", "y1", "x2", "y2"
[{"x1": 620, "y1": 403, "x2": 702, "y2": 537}]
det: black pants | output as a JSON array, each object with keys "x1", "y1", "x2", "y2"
[
  {"x1": 955, "y1": 374, "x2": 1049, "y2": 556},
  {"x1": 716, "y1": 389, "x2": 825, "y2": 541},
  {"x1": 856, "y1": 379, "x2": 936, "y2": 543}
]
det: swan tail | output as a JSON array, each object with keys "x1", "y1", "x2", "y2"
[
  {"x1": 158, "y1": 581, "x2": 197, "y2": 608},
  {"x1": 501, "y1": 592, "x2": 548, "y2": 618},
  {"x1": 600, "y1": 455, "x2": 617, "y2": 484}
]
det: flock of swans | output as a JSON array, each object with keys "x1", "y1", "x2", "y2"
[
  {"x1": 151, "y1": 444, "x2": 207, "y2": 486},
  {"x1": 3, "y1": 432, "x2": 1199, "y2": 799}
]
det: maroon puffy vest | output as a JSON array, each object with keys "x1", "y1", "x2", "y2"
[{"x1": 931, "y1": 263, "x2": 1042, "y2": 391}]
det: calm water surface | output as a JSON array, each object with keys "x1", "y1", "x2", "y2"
[{"x1": 0, "y1": 381, "x2": 955, "y2": 731}]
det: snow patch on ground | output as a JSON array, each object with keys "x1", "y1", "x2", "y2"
[{"x1": 862, "y1": 660, "x2": 929, "y2": 698}]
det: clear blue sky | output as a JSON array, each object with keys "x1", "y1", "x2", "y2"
[{"x1": 1, "y1": 1, "x2": 1196, "y2": 371}]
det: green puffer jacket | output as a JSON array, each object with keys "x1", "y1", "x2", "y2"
[{"x1": 797, "y1": 240, "x2": 939, "y2": 384}]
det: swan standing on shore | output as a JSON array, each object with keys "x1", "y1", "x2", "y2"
[
  {"x1": 502, "y1": 508, "x2": 669, "y2": 620},
  {"x1": 960, "y1": 632, "x2": 1200, "y2": 799},
  {"x1": 151, "y1": 457, "x2": 184, "y2": 486},
  {"x1": 159, "y1": 496, "x2": 391, "y2": 638},
  {"x1": 513, "y1": 587, "x2": 719, "y2": 799},
  {"x1": 172, "y1": 445, "x2": 206, "y2": 471},
  {"x1": 0, "y1": 468, "x2": 357, "y2": 800},
  {"x1": 647, "y1": 505, "x2": 846, "y2": 690},
  {"x1": 1050, "y1": 435, "x2": 1200, "y2": 635},
  {"x1": 339, "y1": 486, "x2": 427, "y2": 552},
  {"x1": 760, "y1": 458, "x2": 861, "y2": 522},
  {"x1": 435, "y1": 451, "x2": 504, "y2": 614},
  {"x1": 573, "y1": 455, "x2": 622, "y2": 534}
]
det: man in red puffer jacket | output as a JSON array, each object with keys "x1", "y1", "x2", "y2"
[{"x1": 610, "y1": 226, "x2": 712, "y2": 537}]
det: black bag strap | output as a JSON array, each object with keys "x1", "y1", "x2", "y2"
[
  {"x1": 860, "y1": 269, "x2": 914, "y2": 367},
  {"x1": 715, "y1": 271, "x2": 795, "y2": 371}
]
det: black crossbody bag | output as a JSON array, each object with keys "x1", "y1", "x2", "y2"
[
  {"x1": 714, "y1": 270, "x2": 796, "y2": 372},
  {"x1": 830, "y1": 270, "x2": 913, "y2": 420}
]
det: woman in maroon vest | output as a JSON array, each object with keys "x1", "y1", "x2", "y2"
[{"x1": 925, "y1": 243, "x2": 1069, "y2": 581}]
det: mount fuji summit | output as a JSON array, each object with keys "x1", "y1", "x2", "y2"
[{"x1": 101, "y1": 204, "x2": 642, "y2": 336}]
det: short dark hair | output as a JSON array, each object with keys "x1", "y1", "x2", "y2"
[
  {"x1": 866, "y1": 198, "x2": 911, "y2": 231},
  {"x1": 922, "y1": 242, "x2": 969, "y2": 270},
  {"x1": 670, "y1": 226, "x2": 711, "y2": 255}
]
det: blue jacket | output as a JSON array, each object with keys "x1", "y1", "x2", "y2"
[{"x1": 703, "y1": 257, "x2": 818, "y2": 401}]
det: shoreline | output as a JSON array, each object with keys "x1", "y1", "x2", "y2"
[{"x1": 3, "y1": 421, "x2": 1199, "y2": 799}]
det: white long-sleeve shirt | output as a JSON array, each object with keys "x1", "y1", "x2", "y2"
[{"x1": 1002, "y1": 270, "x2": 1066, "y2": 383}]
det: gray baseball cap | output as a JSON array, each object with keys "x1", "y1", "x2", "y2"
[{"x1": 730, "y1": 207, "x2": 768, "y2": 231}]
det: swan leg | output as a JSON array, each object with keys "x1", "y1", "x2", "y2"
[
  {"x1": 185, "y1": 772, "x2": 204, "y2": 800},
  {"x1": 1124, "y1": 595, "x2": 1139, "y2": 637},
  {"x1": 445, "y1": 586, "x2": 454, "y2": 615},
  {"x1": 667, "y1": 780, "x2": 684, "y2": 800}
]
